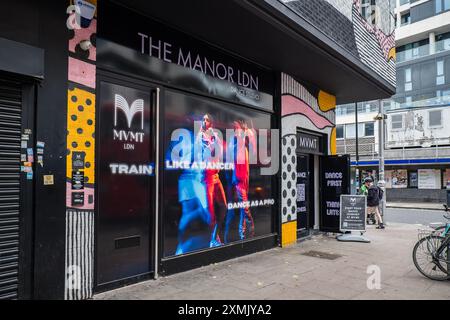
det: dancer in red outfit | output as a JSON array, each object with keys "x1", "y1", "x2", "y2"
[
  {"x1": 230, "y1": 120, "x2": 256, "y2": 240},
  {"x1": 196, "y1": 114, "x2": 227, "y2": 247}
]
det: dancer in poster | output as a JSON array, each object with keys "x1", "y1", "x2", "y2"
[
  {"x1": 173, "y1": 131, "x2": 210, "y2": 255},
  {"x1": 228, "y1": 120, "x2": 256, "y2": 240},
  {"x1": 196, "y1": 114, "x2": 227, "y2": 247}
]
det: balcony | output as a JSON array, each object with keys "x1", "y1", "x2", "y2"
[{"x1": 336, "y1": 137, "x2": 378, "y2": 158}]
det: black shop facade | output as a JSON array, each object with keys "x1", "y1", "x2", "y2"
[{"x1": 93, "y1": 1, "x2": 279, "y2": 292}]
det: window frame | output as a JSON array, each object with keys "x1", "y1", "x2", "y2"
[
  {"x1": 436, "y1": 60, "x2": 445, "y2": 86},
  {"x1": 405, "y1": 68, "x2": 412, "y2": 92},
  {"x1": 391, "y1": 114, "x2": 404, "y2": 131},
  {"x1": 336, "y1": 125, "x2": 345, "y2": 140},
  {"x1": 400, "y1": 12, "x2": 410, "y2": 26},
  {"x1": 364, "y1": 122, "x2": 375, "y2": 137},
  {"x1": 428, "y1": 109, "x2": 443, "y2": 128}
]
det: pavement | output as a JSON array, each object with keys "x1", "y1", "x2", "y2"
[
  {"x1": 94, "y1": 222, "x2": 450, "y2": 300},
  {"x1": 387, "y1": 202, "x2": 446, "y2": 211}
]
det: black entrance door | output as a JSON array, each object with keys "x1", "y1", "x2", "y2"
[
  {"x1": 96, "y1": 75, "x2": 156, "y2": 288},
  {"x1": 296, "y1": 155, "x2": 310, "y2": 235},
  {"x1": 319, "y1": 155, "x2": 351, "y2": 233}
]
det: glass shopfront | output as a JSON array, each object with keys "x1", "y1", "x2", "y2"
[
  {"x1": 162, "y1": 90, "x2": 275, "y2": 257},
  {"x1": 95, "y1": 0, "x2": 277, "y2": 285}
]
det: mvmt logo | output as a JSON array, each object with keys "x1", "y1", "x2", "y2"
[{"x1": 113, "y1": 94, "x2": 145, "y2": 149}]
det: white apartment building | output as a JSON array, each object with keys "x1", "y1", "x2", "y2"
[{"x1": 337, "y1": 0, "x2": 450, "y2": 203}]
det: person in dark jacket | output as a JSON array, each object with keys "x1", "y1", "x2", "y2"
[{"x1": 366, "y1": 179, "x2": 385, "y2": 229}]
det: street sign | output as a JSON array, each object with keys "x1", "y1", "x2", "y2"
[{"x1": 340, "y1": 195, "x2": 367, "y2": 232}]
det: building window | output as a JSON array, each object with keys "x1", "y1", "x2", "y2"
[
  {"x1": 361, "y1": 0, "x2": 377, "y2": 25},
  {"x1": 391, "y1": 114, "x2": 404, "y2": 130},
  {"x1": 436, "y1": 0, "x2": 450, "y2": 13},
  {"x1": 436, "y1": 32, "x2": 450, "y2": 53},
  {"x1": 399, "y1": 0, "x2": 410, "y2": 5},
  {"x1": 336, "y1": 125, "x2": 344, "y2": 139},
  {"x1": 400, "y1": 12, "x2": 410, "y2": 26},
  {"x1": 437, "y1": 60, "x2": 445, "y2": 85},
  {"x1": 429, "y1": 110, "x2": 442, "y2": 127},
  {"x1": 345, "y1": 124, "x2": 356, "y2": 139},
  {"x1": 405, "y1": 68, "x2": 412, "y2": 91},
  {"x1": 344, "y1": 122, "x2": 375, "y2": 138},
  {"x1": 397, "y1": 39, "x2": 430, "y2": 62},
  {"x1": 405, "y1": 96, "x2": 413, "y2": 108},
  {"x1": 438, "y1": 89, "x2": 450, "y2": 103},
  {"x1": 365, "y1": 122, "x2": 375, "y2": 136}
]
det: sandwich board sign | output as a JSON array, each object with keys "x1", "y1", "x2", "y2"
[{"x1": 337, "y1": 195, "x2": 370, "y2": 243}]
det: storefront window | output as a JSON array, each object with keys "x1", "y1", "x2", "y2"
[
  {"x1": 162, "y1": 90, "x2": 275, "y2": 257},
  {"x1": 444, "y1": 169, "x2": 450, "y2": 189},
  {"x1": 418, "y1": 169, "x2": 442, "y2": 189},
  {"x1": 409, "y1": 171, "x2": 418, "y2": 188},
  {"x1": 390, "y1": 170, "x2": 408, "y2": 189}
]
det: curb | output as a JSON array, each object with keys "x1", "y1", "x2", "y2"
[{"x1": 386, "y1": 205, "x2": 443, "y2": 211}]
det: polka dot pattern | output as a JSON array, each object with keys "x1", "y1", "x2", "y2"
[
  {"x1": 281, "y1": 135, "x2": 297, "y2": 224},
  {"x1": 67, "y1": 87, "x2": 96, "y2": 184}
]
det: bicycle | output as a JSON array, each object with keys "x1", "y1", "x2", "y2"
[{"x1": 412, "y1": 204, "x2": 450, "y2": 281}]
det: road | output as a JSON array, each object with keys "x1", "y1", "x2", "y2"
[{"x1": 384, "y1": 207, "x2": 448, "y2": 226}]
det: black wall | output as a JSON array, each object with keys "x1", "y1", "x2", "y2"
[{"x1": 0, "y1": 0, "x2": 68, "y2": 299}]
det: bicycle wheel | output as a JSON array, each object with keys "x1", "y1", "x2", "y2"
[{"x1": 412, "y1": 235, "x2": 450, "y2": 281}]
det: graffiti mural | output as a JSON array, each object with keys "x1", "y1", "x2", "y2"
[
  {"x1": 280, "y1": 0, "x2": 396, "y2": 86},
  {"x1": 280, "y1": 73, "x2": 336, "y2": 246},
  {"x1": 352, "y1": 0, "x2": 396, "y2": 86},
  {"x1": 353, "y1": 0, "x2": 396, "y2": 62},
  {"x1": 65, "y1": 0, "x2": 97, "y2": 300}
]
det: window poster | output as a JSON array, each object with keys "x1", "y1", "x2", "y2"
[
  {"x1": 442, "y1": 169, "x2": 450, "y2": 189},
  {"x1": 162, "y1": 90, "x2": 275, "y2": 257},
  {"x1": 391, "y1": 169, "x2": 408, "y2": 189},
  {"x1": 418, "y1": 169, "x2": 441, "y2": 190}
]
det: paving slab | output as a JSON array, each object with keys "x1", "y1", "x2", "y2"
[{"x1": 94, "y1": 223, "x2": 450, "y2": 300}]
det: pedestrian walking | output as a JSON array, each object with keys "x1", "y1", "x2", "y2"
[{"x1": 366, "y1": 178, "x2": 385, "y2": 229}]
